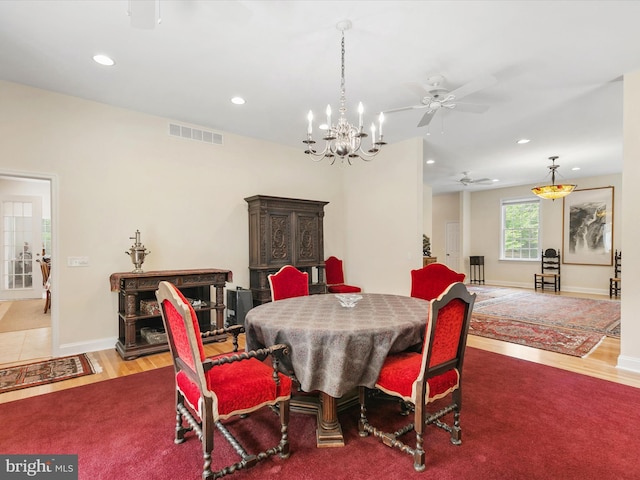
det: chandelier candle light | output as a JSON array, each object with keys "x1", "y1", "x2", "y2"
[
  {"x1": 304, "y1": 19, "x2": 386, "y2": 164},
  {"x1": 531, "y1": 156, "x2": 577, "y2": 200}
]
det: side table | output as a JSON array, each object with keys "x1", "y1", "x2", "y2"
[{"x1": 469, "y1": 256, "x2": 485, "y2": 284}]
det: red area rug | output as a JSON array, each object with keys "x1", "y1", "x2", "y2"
[
  {"x1": 0, "y1": 354, "x2": 97, "y2": 393},
  {"x1": 1, "y1": 349, "x2": 639, "y2": 479},
  {"x1": 467, "y1": 286, "x2": 620, "y2": 356}
]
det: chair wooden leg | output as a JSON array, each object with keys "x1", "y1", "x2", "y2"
[
  {"x1": 201, "y1": 410, "x2": 214, "y2": 480},
  {"x1": 279, "y1": 399, "x2": 291, "y2": 459},
  {"x1": 174, "y1": 392, "x2": 187, "y2": 444},
  {"x1": 43, "y1": 292, "x2": 51, "y2": 314},
  {"x1": 450, "y1": 409, "x2": 462, "y2": 445},
  {"x1": 413, "y1": 402, "x2": 426, "y2": 472},
  {"x1": 358, "y1": 387, "x2": 369, "y2": 437}
]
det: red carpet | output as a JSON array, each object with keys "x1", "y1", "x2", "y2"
[{"x1": 1, "y1": 348, "x2": 639, "y2": 480}]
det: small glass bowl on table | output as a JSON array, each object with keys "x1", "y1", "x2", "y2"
[{"x1": 335, "y1": 293, "x2": 363, "y2": 308}]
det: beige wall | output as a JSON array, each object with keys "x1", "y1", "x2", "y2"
[
  {"x1": 620, "y1": 71, "x2": 640, "y2": 372},
  {"x1": 0, "y1": 80, "x2": 424, "y2": 356},
  {"x1": 343, "y1": 137, "x2": 424, "y2": 295},
  {"x1": 422, "y1": 183, "x2": 433, "y2": 242}
]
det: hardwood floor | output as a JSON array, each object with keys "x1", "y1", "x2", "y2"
[{"x1": 1, "y1": 288, "x2": 638, "y2": 405}]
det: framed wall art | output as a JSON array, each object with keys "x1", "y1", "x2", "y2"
[{"x1": 562, "y1": 186, "x2": 614, "y2": 265}]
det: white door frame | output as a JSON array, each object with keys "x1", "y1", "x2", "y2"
[{"x1": 0, "y1": 170, "x2": 56, "y2": 356}]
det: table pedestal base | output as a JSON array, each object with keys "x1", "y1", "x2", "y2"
[{"x1": 290, "y1": 390, "x2": 359, "y2": 448}]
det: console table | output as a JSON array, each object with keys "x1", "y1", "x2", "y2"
[
  {"x1": 422, "y1": 256, "x2": 438, "y2": 267},
  {"x1": 469, "y1": 256, "x2": 485, "y2": 284},
  {"x1": 110, "y1": 268, "x2": 232, "y2": 360}
]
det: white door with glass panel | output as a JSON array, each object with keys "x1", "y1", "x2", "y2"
[{"x1": 1, "y1": 196, "x2": 43, "y2": 300}]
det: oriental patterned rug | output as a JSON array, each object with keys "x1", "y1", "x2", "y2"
[
  {"x1": 467, "y1": 285, "x2": 621, "y2": 357},
  {"x1": 0, "y1": 354, "x2": 98, "y2": 394}
]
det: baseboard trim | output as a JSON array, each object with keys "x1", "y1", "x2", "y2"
[
  {"x1": 55, "y1": 337, "x2": 117, "y2": 358},
  {"x1": 617, "y1": 355, "x2": 640, "y2": 374},
  {"x1": 483, "y1": 280, "x2": 609, "y2": 296}
]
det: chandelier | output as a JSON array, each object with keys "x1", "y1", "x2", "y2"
[
  {"x1": 304, "y1": 20, "x2": 385, "y2": 164},
  {"x1": 531, "y1": 156, "x2": 577, "y2": 200}
]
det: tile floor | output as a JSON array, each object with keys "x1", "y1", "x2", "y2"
[{"x1": 0, "y1": 327, "x2": 51, "y2": 367}]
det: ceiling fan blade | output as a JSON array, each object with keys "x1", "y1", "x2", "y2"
[
  {"x1": 448, "y1": 75, "x2": 497, "y2": 101},
  {"x1": 453, "y1": 102, "x2": 490, "y2": 114},
  {"x1": 459, "y1": 171, "x2": 492, "y2": 185},
  {"x1": 417, "y1": 110, "x2": 436, "y2": 127},
  {"x1": 384, "y1": 104, "x2": 428, "y2": 114}
]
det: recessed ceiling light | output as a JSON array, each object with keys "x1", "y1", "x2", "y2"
[
  {"x1": 231, "y1": 97, "x2": 246, "y2": 105},
  {"x1": 93, "y1": 54, "x2": 115, "y2": 66},
  {"x1": 572, "y1": 167, "x2": 581, "y2": 171},
  {"x1": 492, "y1": 178, "x2": 500, "y2": 182},
  {"x1": 426, "y1": 159, "x2": 435, "y2": 164},
  {"x1": 517, "y1": 138, "x2": 530, "y2": 144}
]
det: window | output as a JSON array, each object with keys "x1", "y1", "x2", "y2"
[
  {"x1": 42, "y1": 218, "x2": 51, "y2": 255},
  {"x1": 2, "y1": 200, "x2": 34, "y2": 289},
  {"x1": 501, "y1": 198, "x2": 540, "y2": 260}
]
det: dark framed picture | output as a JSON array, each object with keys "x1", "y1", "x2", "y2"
[{"x1": 562, "y1": 186, "x2": 614, "y2": 265}]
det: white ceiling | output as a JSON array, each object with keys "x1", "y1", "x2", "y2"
[{"x1": 1, "y1": 0, "x2": 639, "y2": 194}]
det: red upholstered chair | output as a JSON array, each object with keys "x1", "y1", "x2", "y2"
[
  {"x1": 268, "y1": 265, "x2": 309, "y2": 301},
  {"x1": 410, "y1": 262, "x2": 466, "y2": 301},
  {"x1": 155, "y1": 281, "x2": 292, "y2": 480},
  {"x1": 358, "y1": 282, "x2": 476, "y2": 472},
  {"x1": 325, "y1": 256, "x2": 362, "y2": 294}
]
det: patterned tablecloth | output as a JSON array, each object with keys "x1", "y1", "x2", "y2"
[{"x1": 245, "y1": 293, "x2": 430, "y2": 398}]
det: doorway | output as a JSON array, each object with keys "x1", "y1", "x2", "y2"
[
  {"x1": 0, "y1": 175, "x2": 52, "y2": 365},
  {"x1": 445, "y1": 221, "x2": 460, "y2": 271}
]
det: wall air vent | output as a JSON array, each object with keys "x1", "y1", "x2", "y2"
[{"x1": 168, "y1": 123, "x2": 223, "y2": 145}]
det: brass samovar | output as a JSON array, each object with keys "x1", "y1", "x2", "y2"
[{"x1": 125, "y1": 229, "x2": 150, "y2": 273}]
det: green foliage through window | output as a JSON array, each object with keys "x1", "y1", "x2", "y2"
[{"x1": 501, "y1": 199, "x2": 540, "y2": 260}]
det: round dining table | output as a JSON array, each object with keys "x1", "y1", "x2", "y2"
[{"x1": 244, "y1": 292, "x2": 431, "y2": 447}]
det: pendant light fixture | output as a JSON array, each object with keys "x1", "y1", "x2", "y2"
[{"x1": 531, "y1": 156, "x2": 577, "y2": 200}]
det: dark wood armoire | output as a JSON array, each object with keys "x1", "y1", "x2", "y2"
[{"x1": 245, "y1": 195, "x2": 328, "y2": 305}]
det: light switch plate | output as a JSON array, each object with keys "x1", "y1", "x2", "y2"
[{"x1": 67, "y1": 256, "x2": 89, "y2": 267}]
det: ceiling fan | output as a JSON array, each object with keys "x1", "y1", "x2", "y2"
[
  {"x1": 458, "y1": 172, "x2": 493, "y2": 186},
  {"x1": 385, "y1": 74, "x2": 497, "y2": 127}
]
